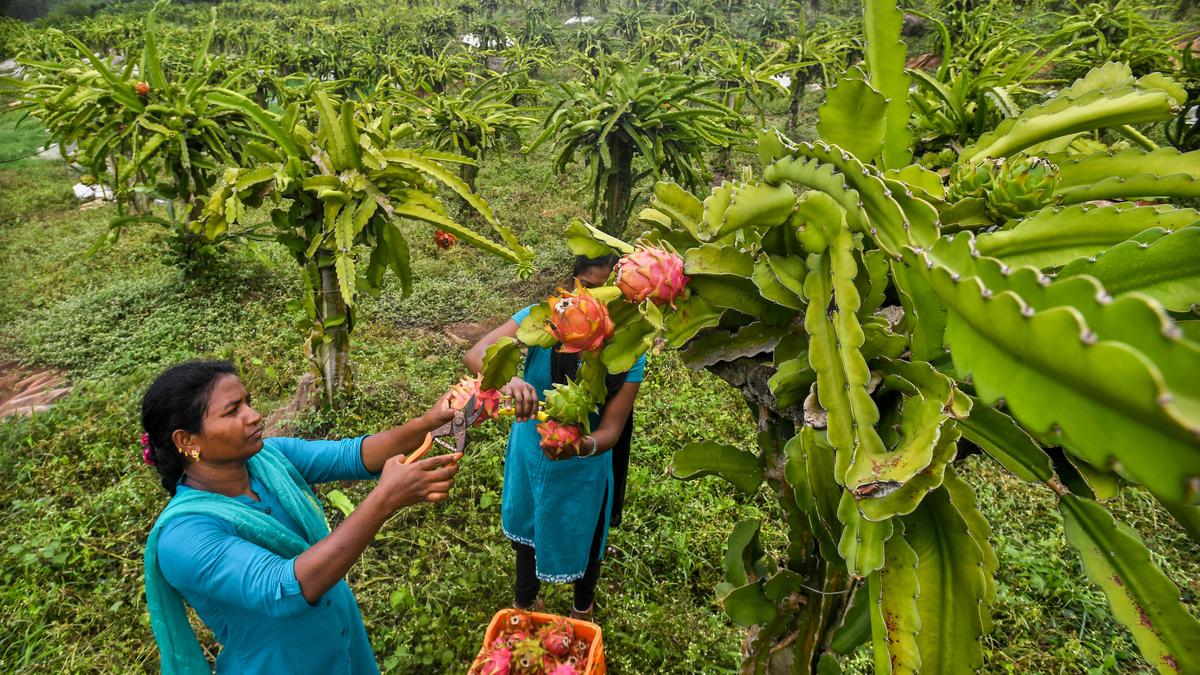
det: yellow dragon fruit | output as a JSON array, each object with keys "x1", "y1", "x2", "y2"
[
  {"x1": 546, "y1": 283, "x2": 614, "y2": 353},
  {"x1": 614, "y1": 244, "x2": 689, "y2": 307}
]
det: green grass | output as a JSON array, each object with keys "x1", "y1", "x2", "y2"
[
  {"x1": 0, "y1": 110, "x2": 52, "y2": 167},
  {"x1": 0, "y1": 110, "x2": 1197, "y2": 674}
]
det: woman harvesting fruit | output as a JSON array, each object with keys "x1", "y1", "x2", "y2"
[
  {"x1": 464, "y1": 255, "x2": 650, "y2": 621},
  {"x1": 141, "y1": 360, "x2": 461, "y2": 674}
]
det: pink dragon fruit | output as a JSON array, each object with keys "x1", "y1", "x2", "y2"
[
  {"x1": 449, "y1": 374, "x2": 502, "y2": 425},
  {"x1": 545, "y1": 283, "x2": 614, "y2": 353},
  {"x1": 614, "y1": 245, "x2": 688, "y2": 307},
  {"x1": 536, "y1": 420, "x2": 584, "y2": 460},
  {"x1": 538, "y1": 618, "x2": 575, "y2": 658},
  {"x1": 473, "y1": 646, "x2": 511, "y2": 675},
  {"x1": 548, "y1": 664, "x2": 580, "y2": 675}
]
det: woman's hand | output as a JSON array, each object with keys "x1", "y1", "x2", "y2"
[
  {"x1": 501, "y1": 376, "x2": 539, "y2": 421},
  {"x1": 423, "y1": 391, "x2": 456, "y2": 428},
  {"x1": 372, "y1": 452, "x2": 462, "y2": 513}
]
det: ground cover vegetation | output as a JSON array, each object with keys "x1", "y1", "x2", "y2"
[{"x1": 0, "y1": 0, "x2": 1197, "y2": 672}]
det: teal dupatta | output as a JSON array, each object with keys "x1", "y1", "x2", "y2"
[{"x1": 143, "y1": 445, "x2": 330, "y2": 675}]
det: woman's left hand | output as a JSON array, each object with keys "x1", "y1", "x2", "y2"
[{"x1": 424, "y1": 391, "x2": 456, "y2": 428}]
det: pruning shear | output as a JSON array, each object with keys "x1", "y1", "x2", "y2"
[{"x1": 403, "y1": 395, "x2": 484, "y2": 464}]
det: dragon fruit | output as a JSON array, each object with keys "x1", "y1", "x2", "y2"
[
  {"x1": 449, "y1": 374, "x2": 502, "y2": 424},
  {"x1": 545, "y1": 284, "x2": 614, "y2": 353},
  {"x1": 135, "y1": 81, "x2": 150, "y2": 96},
  {"x1": 536, "y1": 420, "x2": 585, "y2": 460},
  {"x1": 537, "y1": 618, "x2": 575, "y2": 658},
  {"x1": 548, "y1": 664, "x2": 580, "y2": 675},
  {"x1": 511, "y1": 637, "x2": 548, "y2": 675},
  {"x1": 615, "y1": 245, "x2": 689, "y2": 307},
  {"x1": 542, "y1": 381, "x2": 594, "y2": 430},
  {"x1": 434, "y1": 229, "x2": 457, "y2": 249},
  {"x1": 473, "y1": 646, "x2": 511, "y2": 675},
  {"x1": 505, "y1": 610, "x2": 533, "y2": 634}
]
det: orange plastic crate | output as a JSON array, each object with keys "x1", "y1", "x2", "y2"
[{"x1": 473, "y1": 608, "x2": 606, "y2": 675}]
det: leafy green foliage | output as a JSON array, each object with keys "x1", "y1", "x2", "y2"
[{"x1": 528, "y1": 57, "x2": 742, "y2": 232}]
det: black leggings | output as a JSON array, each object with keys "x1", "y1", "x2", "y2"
[{"x1": 513, "y1": 493, "x2": 607, "y2": 611}]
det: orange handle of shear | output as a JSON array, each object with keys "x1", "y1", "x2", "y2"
[{"x1": 404, "y1": 433, "x2": 434, "y2": 464}]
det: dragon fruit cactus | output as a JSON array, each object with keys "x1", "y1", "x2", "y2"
[
  {"x1": 449, "y1": 374, "x2": 502, "y2": 424},
  {"x1": 545, "y1": 284, "x2": 614, "y2": 353},
  {"x1": 510, "y1": 637, "x2": 548, "y2": 675},
  {"x1": 473, "y1": 645, "x2": 511, "y2": 675},
  {"x1": 434, "y1": 229, "x2": 457, "y2": 249},
  {"x1": 537, "y1": 420, "x2": 585, "y2": 460},
  {"x1": 614, "y1": 245, "x2": 689, "y2": 307},
  {"x1": 537, "y1": 617, "x2": 575, "y2": 658}
]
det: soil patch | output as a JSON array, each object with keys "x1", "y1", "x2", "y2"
[{"x1": 0, "y1": 361, "x2": 72, "y2": 420}]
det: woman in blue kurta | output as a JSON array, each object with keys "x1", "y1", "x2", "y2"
[
  {"x1": 141, "y1": 360, "x2": 462, "y2": 674},
  {"x1": 465, "y1": 256, "x2": 646, "y2": 621}
]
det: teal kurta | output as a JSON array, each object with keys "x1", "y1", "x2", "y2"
[
  {"x1": 148, "y1": 437, "x2": 379, "y2": 675},
  {"x1": 500, "y1": 305, "x2": 646, "y2": 582}
]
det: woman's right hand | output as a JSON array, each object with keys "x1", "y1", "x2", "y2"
[
  {"x1": 501, "y1": 376, "x2": 539, "y2": 421},
  {"x1": 373, "y1": 452, "x2": 462, "y2": 512}
]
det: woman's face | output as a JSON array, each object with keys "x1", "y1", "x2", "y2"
[
  {"x1": 575, "y1": 265, "x2": 612, "y2": 289},
  {"x1": 190, "y1": 374, "x2": 264, "y2": 464}
]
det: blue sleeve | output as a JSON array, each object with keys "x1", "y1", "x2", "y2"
[
  {"x1": 623, "y1": 354, "x2": 647, "y2": 383},
  {"x1": 511, "y1": 304, "x2": 535, "y2": 325},
  {"x1": 264, "y1": 436, "x2": 376, "y2": 484},
  {"x1": 158, "y1": 515, "x2": 315, "y2": 618}
]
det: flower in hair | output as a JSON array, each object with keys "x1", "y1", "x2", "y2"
[{"x1": 141, "y1": 433, "x2": 155, "y2": 466}]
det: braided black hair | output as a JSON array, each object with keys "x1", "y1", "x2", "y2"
[{"x1": 141, "y1": 360, "x2": 237, "y2": 496}]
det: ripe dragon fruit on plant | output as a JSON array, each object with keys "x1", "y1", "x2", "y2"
[
  {"x1": 614, "y1": 244, "x2": 689, "y2": 307},
  {"x1": 434, "y1": 229, "x2": 457, "y2": 249},
  {"x1": 134, "y1": 81, "x2": 150, "y2": 96},
  {"x1": 537, "y1": 420, "x2": 585, "y2": 460},
  {"x1": 985, "y1": 154, "x2": 1060, "y2": 222},
  {"x1": 449, "y1": 374, "x2": 502, "y2": 424},
  {"x1": 545, "y1": 284, "x2": 613, "y2": 353}
]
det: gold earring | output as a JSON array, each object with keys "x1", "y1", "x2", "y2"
[{"x1": 185, "y1": 447, "x2": 201, "y2": 462}]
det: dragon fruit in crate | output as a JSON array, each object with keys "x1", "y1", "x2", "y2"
[
  {"x1": 473, "y1": 645, "x2": 512, "y2": 675},
  {"x1": 510, "y1": 637, "x2": 548, "y2": 675},
  {"x1": 548, "y1": 664, "x2": 580, "y2": 675},
  {"x1": 537, "y1": 617, "x2": 575, "y2": 658},
  {"x1": 614, "y1": 245, "x2": 688, "y2": 307},
  {"x1": 545, "y1": 284, "x2": 614, "y2": 353}
]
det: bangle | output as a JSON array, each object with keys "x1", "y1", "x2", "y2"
[{"x1": 580, "y1": 436, "x2": 599, "y2": 457}]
